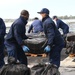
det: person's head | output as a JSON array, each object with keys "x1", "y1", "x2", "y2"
[
  {"x1": 20, "y1": 10, "x2": 29, "y2": 20},
  {"x1": 37, "y1": 8, "x2": 50, "y2": 18},
  {"x1": 34, "y1": 17, "x2": 39, "y2": 20},
  {"x1": 53, "y1": 16, "x2": 58, "y2": 21}
]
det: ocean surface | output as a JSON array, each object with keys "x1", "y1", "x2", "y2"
[{"x1": 5, "y1": 19, "x2": 75, "y2": 33}]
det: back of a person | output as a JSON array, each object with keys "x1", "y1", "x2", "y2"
[
  {"x1": 45, "y1": 17, "x2": 64, "y2": 45},
  {"x1": 32, "y1": 20, "x2": 43, "y2": 33},
  {"x1": 0, "y1": 18, "x2": 6, "y2": 38},
  {"x1": 53, "y1": 19, "x2": 64, "y2": 45},
  {"x1": 57, "y1": 19, "x2": 68, "y2": 29},
  {"x1": 0, "y1": 18, "x2": 6, "y2": 68},
  {"x1": 5, "y1": 17, "x2": 25, "y2": 41},
  {"x1": 53, "y1": 16, "x2": 69, "y2": 34}
]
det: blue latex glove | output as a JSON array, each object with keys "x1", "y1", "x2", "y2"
[
  {"x1": 44, "y1": 45, "x2": 51, "y2": 52},
  {"x1": 22, "y1": 46, "x2": 29, "y2": 52}
]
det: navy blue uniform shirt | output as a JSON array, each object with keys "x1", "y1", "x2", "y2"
[
  {"x1": 0, "y1": 18, "x2": 6, "y2": 40},
  {"x1": 56, "y1": 19, "x2": 69, "y2": 34},
  {"x1": 42, "y1": 16, "x2": 64, "y2": 46},
  {"x1": 28, "y1": 19, "x2": 43, "y2": 33},
  {"x1": 5, "y1": 16, "x2": 28, "y2": 46}
]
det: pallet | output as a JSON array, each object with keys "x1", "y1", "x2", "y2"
[
  {"x1": 61, "y1": 56, "x2": 75, "y2": 67},
  {"x1": 69, "y1": 54, "x2": 75, "y2": 57},
  {"x1": 25, "y1": 53, "x2": 47, "y2": 57}
]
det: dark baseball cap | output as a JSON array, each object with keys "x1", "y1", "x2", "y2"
[{"x1": 37, "y1": 8, "x2": 49, "y2": 15}]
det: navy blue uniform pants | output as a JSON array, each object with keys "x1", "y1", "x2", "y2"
[
  {"x1": 49, "y1": 44, "x2": 64, "y2": 68},
  {"x1": 5, "y1": 41, "x2": 27, "y2": 66},
  {"x1": 0, "y1": 43, "x2": 5, "y2": 68}
]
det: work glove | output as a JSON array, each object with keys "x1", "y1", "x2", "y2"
[
  {"x1": 44, "y1": 45, "x2": 51, "y2": 53},
  {"x1": 22, "y1": 45, "x2": 30, "y2": 52}
]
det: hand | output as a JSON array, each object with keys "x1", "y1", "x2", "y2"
[
  {"x1": 22, "y1": 45, "x2": 30, "y2": 52},
  {"x1": 44, "y1": 45, "x2": 51, "y2": 52}
]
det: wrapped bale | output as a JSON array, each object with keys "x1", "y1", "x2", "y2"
[
  {"x1": 24, "y1": 33, "x2": 47, "y2": 54},
  {"x1": 0, "y1": 57, "x2": 30, "y2": 75},
  {"x1": 66, "y1": 41, "x2": 75, "y2": 54},
  {"x1": 66, "y1": 32, "x2": 75, "y2": 54},
  {"x1": 26, "y1": 33, "x2": 45, "y2": 38},
  {"x1": 67, "y1": 32, "x2": 75, "y2": 41},
  {"x1": 31, "y1": 63, "x2": 60, "y2": 75}
]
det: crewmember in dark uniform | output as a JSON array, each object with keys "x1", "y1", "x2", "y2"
[
  {"x1": 53, "y1": 16, "x2": 69, "y2": 36},
  {"x1": 0, "y1": 18, "x2": 6, "y2": 68},
  {"x1": 28, "y1": 17, "x2": 43, "y2": 33},
  {"x1": 5, "y1": 10, "x2": 30, "y2": 66},
  {"x1": 38, "y1": 8, "x2": 64, "y2": 68},
  {"x1": 53, "y1": 16, "x2": 69, "y2": 47}
]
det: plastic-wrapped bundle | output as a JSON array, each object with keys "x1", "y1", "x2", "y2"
[
  {"x1": 67, "y1": 32, "x2": 75, "y2": 41},
  {"x1": 24, "y1": 33, "x2": 47, "y2": 54},
  {"x1": 65, "y1": 32, "x2": 75, "y2": 54},
  {"x1": 0, "y1": 57, "x2": 30, "y2": 75},
  {"x1": 31, "y1": 63, "x2": 60, "y2": 75}
]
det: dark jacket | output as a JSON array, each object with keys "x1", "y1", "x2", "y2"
[
  {"x1": 0, "y1": 18, "x2": 6, "y2": 40},
  {"x1": 56, "y1": 19, "x2": 69, "y2": 34},
  {"x1": 42, "y1": 16, "x2": 64, "y2": 46},
  {"x1": 28, "y1": 20, "x2": 43, "y2": 33},
  {"x1": 5, "y1": 16, "x2": 28, "y2": 46}
]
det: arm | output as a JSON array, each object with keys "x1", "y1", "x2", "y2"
[
  {"x1": 14, "y1": 24, "x2": 25, "y2": 46},
  {"x1": 0, "y1": 18, "x2": 6, "y2": 38},
  {"x1": 43, "y1": 22, "x2": 55, "y2": 46},
  {"x1": 28, "y1": 24, "x2": 33, "y2": 33},
  {"x1": 59, "y1": 20, "x2": 69, "y2": 34},
  {"x1": 40, "y1": 21, "x2": 43, "y2": 32},
  {"x1": 62, "y1": 25, "x2": 69, "y2": 34}
]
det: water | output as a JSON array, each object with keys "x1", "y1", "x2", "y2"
[
  {"x1": 5, "y1": 21, "x2": 33, "y2": 33},
  {"x1": 5, "y1": 19, "x2": 75, "y2": 33}
]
